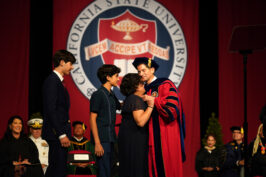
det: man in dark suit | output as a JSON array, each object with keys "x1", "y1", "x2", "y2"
[{"x1": 42, "y1": 50, "x2": 76, "y2": 177}]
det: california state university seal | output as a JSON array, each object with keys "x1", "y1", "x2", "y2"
[{"x1": 67, "y1": 0, "x2": 187, "y2": 100}]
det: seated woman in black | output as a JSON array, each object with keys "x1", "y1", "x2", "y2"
[
  {"x1": 195, "y1": 134, "x2": 223, "y2": 177},
  {"x1": 118, "y1": 73, "x2": 154, "y2": 177},
  {"x1": 0, "y1": 115, "x2": 44, "y2": 177}
]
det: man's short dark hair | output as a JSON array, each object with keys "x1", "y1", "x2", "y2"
[
  {"x1": 53, "y1": 50, "x2": 76, "y2": 67},
  {"x1": 97, "y1": 64, "x2": 121, "y2": 84},
  {"x1": 120, "y1": 73, "x2": 143, "y2": 96},
  {"x1": 206, "y1": 134, "x2": 216, "y2": 141}
]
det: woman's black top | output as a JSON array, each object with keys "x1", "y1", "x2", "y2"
[
  {"x1": 0, "y1": 134, "x2": 44, "y2": 177},
  {"x1": 195, "y1": 147, "x2": 223, "y2": 177},
  {"x1": 118, "y1": 94, "x2": 148, "y2": 177}
]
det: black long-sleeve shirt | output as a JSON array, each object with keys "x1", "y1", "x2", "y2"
[{"x1": 0, "y1": 134, "x2": 44, "y2": 177}]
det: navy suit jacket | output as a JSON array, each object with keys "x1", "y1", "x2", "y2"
[
  {"x1": 221, "y1": 141, "x2": 244, "y2": 177},
  {"x1": 42, "y1": 72, "x2": 71, "y2": 141}
]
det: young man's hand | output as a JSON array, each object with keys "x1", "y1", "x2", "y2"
[
  {"x1": 238, "y1": 160, "x2": 244, "y2": 166},
  {"x1": 60, "y1": 136, "x2": 70, "y2": 147},
  {"x1": 95, "y1": 143, "x2": 104, "y2": 157}
]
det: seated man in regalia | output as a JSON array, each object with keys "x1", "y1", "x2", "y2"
[{"x1": 67, "y1": 121, "x2": 96, "y2": 175}]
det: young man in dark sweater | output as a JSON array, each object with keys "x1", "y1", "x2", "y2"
[{"x1": 89, "y1": 64, "x2": 121, "y2": 177}]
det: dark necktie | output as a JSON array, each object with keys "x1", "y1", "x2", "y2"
[{"x1": 62, "y1": 80, "x2": 66, "y2": 87}]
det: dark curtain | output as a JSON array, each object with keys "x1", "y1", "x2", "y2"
[
  {"x1": 3, "y1": 0, "x2": 266, "y2": 176},
  {"x1": 218, "y1": 0, "x2": 266, "y2": 143},
  {"x1": 0, "y1": 0, "x2": 30, "y2": 137}
]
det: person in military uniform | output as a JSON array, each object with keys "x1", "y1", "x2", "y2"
[
  {"x1": 67, "y1": 121, "x2": 96, "y2": 175},
  {"x1": 221, "y1": 126, "x2": 244, "y2": 177},
  {"x1": 247, "y1": 124, "x2": 266, "y2": 177},
  {"x1": 27, "y1": 115, "x2": 49, "y2": 174}
]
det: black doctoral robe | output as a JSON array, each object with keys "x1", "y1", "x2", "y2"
[
  {"x1": 195, "y1": 147, "x2": 224, "y2": 177},
  {"x1": 248, "y1": 138, "x2": 266, "y2": 177},
  {"x1": 0, "y1": 134, "x2": 44, "y2": 177}
]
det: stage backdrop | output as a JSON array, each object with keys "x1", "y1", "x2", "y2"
[
  {"x1": 218, "y1": 0, "x2": 266, "y2": 143},
  {"x1": 0, "y1": 0, "x2": 30, "y2": 136},
  {"x1": 53, "y1": 0, "x2": 200, "y2": 176}
]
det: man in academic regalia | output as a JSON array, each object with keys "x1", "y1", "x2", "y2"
[
  {"x1": 221, "y1": 126, "x2": 244, "y2": 177},
  {"x1": 67, "y1": 121, "x2": 96, "y2": 175},
  {"x1": 132, "y1": 57, "x2": 186, "y2": 177}
]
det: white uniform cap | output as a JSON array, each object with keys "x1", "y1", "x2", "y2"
[{"x1": 27, "y1": 118, "x2": 43, "y2": 129}]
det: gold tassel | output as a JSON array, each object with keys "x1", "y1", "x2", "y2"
[{"x1": 148, "y1": 58, "x2": 152, "y2": 68}]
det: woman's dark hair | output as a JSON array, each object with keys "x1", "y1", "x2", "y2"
[
  {"x1": 206, "y1": 134, "x2": 216, "y2": 141},
  {"x1": 53, "y1": 49, "x2": 76, "y2": 67},
  {"x1": 97, "y1": 64, "x2": 121, "y2": 84},
  {"x1": 120, "y1": 73, "x2": 143, "y2": 96},
  {"x1": 3, "y1": 115, "x2": 24, "y2": 139}
]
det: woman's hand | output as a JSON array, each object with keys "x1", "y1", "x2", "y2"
[
  {"x1": 21, "y1": 159, "x2": 31, "y2": 165},
  {"x1": 13, "y1": 161, "x2": 21, "y2": 166},
  {"x1": 13, "y1": 159, "x2": 31, "y2": 166},
  {"x1": 142, "y1": 95, "x2": 155, "y2": 107}
]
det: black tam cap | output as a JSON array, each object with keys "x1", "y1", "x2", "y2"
[
  {"x1": 72, "y1": 121, "x2": 87, "y2": 130},
  {"x1": 230, "y1": 126, "x2": 241, "y2": 132},
  {"x1": 132, "y1": 57, "x2": 159, "y2": 71}
]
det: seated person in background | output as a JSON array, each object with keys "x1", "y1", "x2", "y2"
[
  {"x1": 0, "y1": 115, "x2": 44, "y2": 177},
  {"x1": 27, "y1": 114, "x2": 49, "y2": 174},
  {"x1": 247, "y1": 124, "x2": 266, "y2": 177},
  {"x1": 68, "y1": 121, "x2": 96, "y2": 175},
  {"x1": 221, "y1": 126, "x2": 244, "y2": 177},
  {"x1": 195, "y1": 134, "x2": 223, "y2": 177}
]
